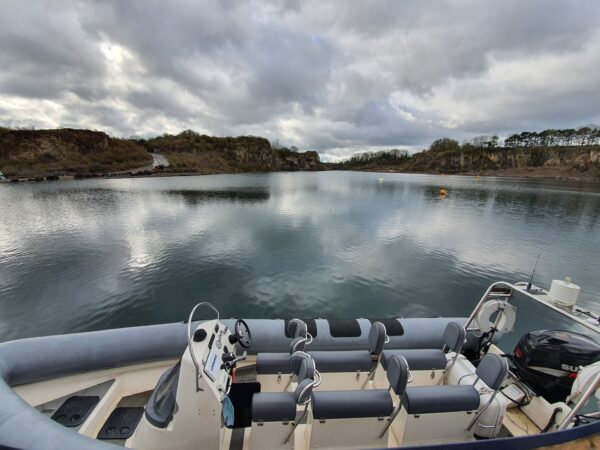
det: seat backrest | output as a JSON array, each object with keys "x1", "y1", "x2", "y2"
[
  {"x1": 369, "y1": 321, "x2": 387, "y2": 356},
  {"x1": 476, "y1": 353, "x2": 508, "y2": 391},
  {"x1": 290, "y1": 351, "x2": 315, "y2": 379},
  {"x1": 288, "y1": 319, "x2": 308, "y2": 353},
  {"x1": 386, "y1": 354, "x2": 410, "y2": 395},
  {"x1": 288, "y1": 318, "x2": 308, "y2": 338},
  {"x1": 442, "y1": 322, "x2": 466, "y2": 353},
  {"x1": 294, "y1": 377, "x2": 314, "y2": 405}
]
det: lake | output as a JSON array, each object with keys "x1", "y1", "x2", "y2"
[{"x1": 1, "y1": 171, "x2": 599, "y2": 346}]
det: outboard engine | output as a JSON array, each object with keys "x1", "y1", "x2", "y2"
[{"x1": 511, "y1": 330, "x2": 600, "y2": 403}]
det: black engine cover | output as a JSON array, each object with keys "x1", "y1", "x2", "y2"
[{"x1": 512, "y1": 330, "x2": 600, "y2": 403}]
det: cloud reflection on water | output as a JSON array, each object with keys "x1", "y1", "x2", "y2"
[{"x1": 0, "y1": 172, "x2": 599, "y2": 341}]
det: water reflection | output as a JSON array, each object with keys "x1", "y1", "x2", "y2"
[
  {"x1": 0, "y1": 172, "x2": 599, "y2": 342},
  {"x1": 164, "y1": 189, "x2": 269, "y2": 204}
]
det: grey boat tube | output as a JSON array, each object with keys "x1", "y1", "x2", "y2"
[{"x1": 0, "y1": 317, "x2": 474, "y2": 449}]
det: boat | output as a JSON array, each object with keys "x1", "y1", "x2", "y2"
[{"x1": 1, "y1": 279, "x2": 600, "y2": 449}]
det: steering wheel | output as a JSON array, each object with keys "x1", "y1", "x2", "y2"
[{"x1": 234, "y1": 319, "x2": 252, "y2": 349}]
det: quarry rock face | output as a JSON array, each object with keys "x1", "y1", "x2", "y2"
[{"x1": 404, "y1": 146, "x2": 600, "y2": 174}]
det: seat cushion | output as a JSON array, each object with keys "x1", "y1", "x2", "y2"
[
  {"x1": 252, "y1": 392, "x2": 296, "y2": 422},
  {"x1": 312, "y1": 390, "x2": 393, "y2": 420},
  {"x1": 381, "y1": 349, "x2": 446, "y2": 371},
  {"x1": 310, "y1": 351, "x2": 372, "y2": 372},
  {"x1": 256, "y1": 353, "x2": 291, "y2": 374},
  {"x1": 256, "y1": 350, "x2": 372, "y2": 374},
  {"x1": 402, "y1": 385, "x2": 480, "y2": 415}
]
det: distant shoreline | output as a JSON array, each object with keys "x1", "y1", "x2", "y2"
[
  {"x1": 345, "y1": 166, "x2": 600, "y2": 182},
  {"x1": 4, "y1": 167, "x2": 600, "y2": 185}
]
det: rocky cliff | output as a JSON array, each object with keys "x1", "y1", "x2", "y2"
[
  {"x1": 403, "y1": 146, "x2": 600, "y2": 174},
  {"x1": 0, "y1": 128, "x2": 151, "y2": 177},
  {"x1": 143, "y1": 131, "x2": 321, "y2": 173},
  {"x1": 0, "y1": 128, "x2": 321, "y2": 178}
]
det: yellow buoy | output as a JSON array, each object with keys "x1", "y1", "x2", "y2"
[{"x1": 439, "y1": 188, "x2": 447, "y2": 196}]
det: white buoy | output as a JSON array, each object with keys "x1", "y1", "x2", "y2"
[{"x1": 548, "y1": 277, "x2": 580, "y2": 308}]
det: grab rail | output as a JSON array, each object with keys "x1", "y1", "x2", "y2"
[
  {"x1": 558, "y1": 370, "x2": 600, "y2": 431},
  {"x1": 186, "y1": 302, "x2": 220, "y2": 392},
  {"x1": 465, "y1": 281, "x2": 600, "y2": 335},
  {"x1": 468, "y1": 281, "x2": 600, "y2": 431}
]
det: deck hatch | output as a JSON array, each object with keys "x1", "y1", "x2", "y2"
[
  {"x1": 97, "y1": 407, "x2": 144, "y2": 440},
  {"x1": 50, "y1": 395, "x2": 99, "y2": 428}
]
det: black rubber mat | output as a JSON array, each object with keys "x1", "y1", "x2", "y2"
[
  {"x1": 369, "y1": 318, "x2": 404, "y2": 336},
  {"x1": 283, "y1": 319, "x2": 318, "y2": 338},
  {"x1": 229, "y1": 428, "x2": 245, "y2": 450},
  {"x1": 327, "y1": 319, "x2": 361, "y2": 337},
  {"x1": 228, "y1": 382, "x2": 261, "y2": 428},
  {"x1": 97, "y1": 407, "x2": 144, "y2": 440},
  {"x1": 51, "y1": 395, "x2": 100, "y2": 428}
]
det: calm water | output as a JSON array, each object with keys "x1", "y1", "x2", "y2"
[{"x1": 1, "y1": 172, "x2": 599, "y2": 345}]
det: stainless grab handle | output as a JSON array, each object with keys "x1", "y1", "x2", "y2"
[{"x1": 187, "y1": 302, "x2": 220, "y2": 392}]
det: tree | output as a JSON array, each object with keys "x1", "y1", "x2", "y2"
[{"x1": 429, "y1": 138, "x2": 460, "y2": 153}]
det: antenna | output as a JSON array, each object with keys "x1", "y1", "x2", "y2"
[{"x1": 527, "y1": 255, "x2": 541, "y2": 292}]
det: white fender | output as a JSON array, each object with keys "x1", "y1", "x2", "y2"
[{"x1": 475, "y1": 300, "x2": 517, "y2": 334}]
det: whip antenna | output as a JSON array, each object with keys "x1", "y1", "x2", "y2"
[{"x1": 527, "y1": 255, "x2": 541, "y2": 292}]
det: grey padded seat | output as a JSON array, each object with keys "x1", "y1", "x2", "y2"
[
  {"x1": 310, "y1": 350, "x2": 372, "y2": 372},
  {"x1": 252, "y1": 357, "x2": 316, "y2": 422},
  {"x1": 256, "y1": 321, "x2": 386, "y2": 375},
  {"x1": 256, "y1": 353, "x2": 292, "y2": 374},
  {"x1": 257, "y1": 350, "x2": 371, "y2": 374},
  {"x1": 398, "y1": 353, "x2": 508, "y2": 416},
  {"x1": 310, "y1": 352, "x2": 406, "y2": 421},
  {"x1": 402, "y1": 385, "x2": 480, "y2": 414},
  {"x1": 381, "y1": 349, "x2": 447, "y2": 371},
  {"x1": 252, "y1": 392, "x2": 297, "y2": 422},
  {"x1": 475, "y1": 351, "x2": 507, "y2": 391},
  {"x1": 379, "y1": 321, "x2": 466, "y2": 372},
  {"x1": 312, "y1": 389, "x2": 393, "y2": 420}
]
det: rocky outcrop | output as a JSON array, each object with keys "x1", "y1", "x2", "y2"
[
  {"x1": 144, "y1": 131, "x2": 321, "y2": 173},
  {"x1": 402, "y1": 146, "x2": 600, "y2": 175},
  {"x1": 0, "y1": 128, "x2": 151, "y2": 177},
  {"x1": 0, "y1": 128, "x2": 321, "y2": 178}
]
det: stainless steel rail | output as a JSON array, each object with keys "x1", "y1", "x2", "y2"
[
  {"x1": 467, "y1": 281, "x2": 600, "y2": 431},
  {"x1": 186, "y1": 302, "x2": 220, "y2": 392},
  {"x1": 558, "y1": 370, "x2": 600, "y2": 430},
  {"x1": 465, "y1": 281, "x2": 600, "y2": 335}
]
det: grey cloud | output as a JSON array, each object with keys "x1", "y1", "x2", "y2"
[{"x1": 0, "y1": 0, "x2": 599, "y2": 160}]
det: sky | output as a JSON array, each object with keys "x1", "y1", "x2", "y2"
[{"x1": 1, "y1": 1, "x2": 600, "y2": 161}]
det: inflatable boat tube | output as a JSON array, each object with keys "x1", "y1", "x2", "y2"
[{"x1": 0, "y1": 317, "x2": 595, "y2": 449}]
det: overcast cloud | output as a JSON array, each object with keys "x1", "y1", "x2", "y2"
[{"x1": 1, "y1": 0, "x2": 600, "y2": 160}]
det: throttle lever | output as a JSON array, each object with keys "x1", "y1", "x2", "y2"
[{"x1": 222, "y1": 350, "x2": 247, "y2": 370}]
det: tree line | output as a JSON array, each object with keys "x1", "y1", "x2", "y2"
[
  {"x1": 342, "y1": 149, "x2": 410, "y2": 167},
  {"x1": 503, "y1": 127, "x2": 600, "y2": 147}
]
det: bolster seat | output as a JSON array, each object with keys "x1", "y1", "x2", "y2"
[
  {"x1": 251, "y1": 392, "x2": 297, "y2": 422},
  {"x1": 381, "y1": 349, "x2": 447, "y2": 371},
  {"x1": 257, "y1": 350, "x2": 372, "y2": 375},
  {"x1": 312, "y1": 389, "x2": 393, "y2": 420},
  {"x1": 256, "y1": 353, "x2": 291, "y2": 374},
  {"x1": 403, "y1": 385, "x2": 480, "y2": 415},
  {"x1": 310, "y1": 350, "x2": 372, "y2": 373}
]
